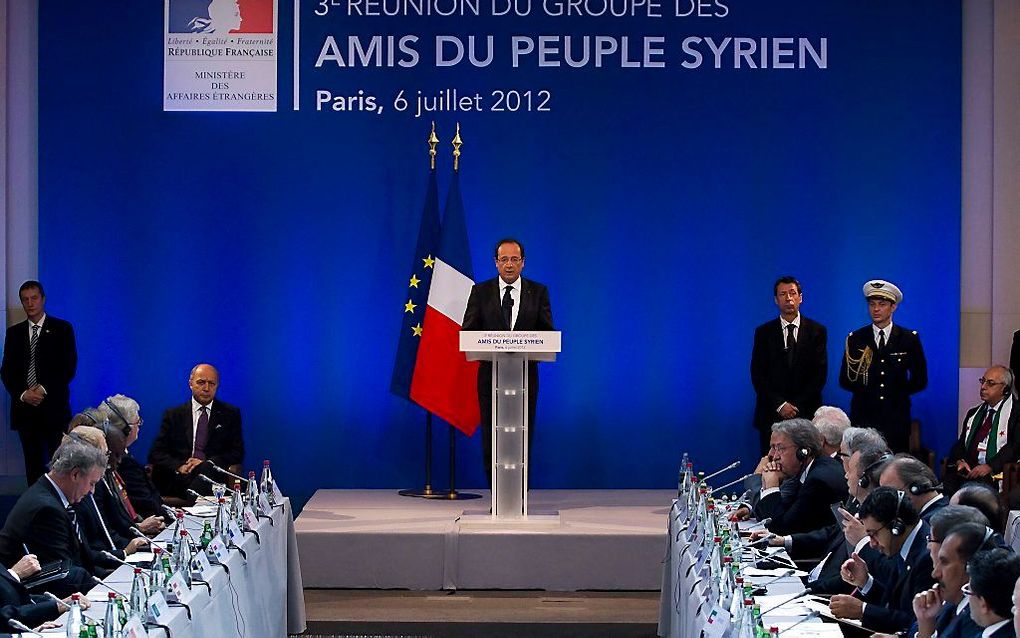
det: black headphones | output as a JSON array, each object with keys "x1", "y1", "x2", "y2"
[
  {"x1": 981, "y1": 525, "x2": 996, "y2": 550},
  {"x1": 796, "y1": 447, "x2": 810, "y2": 462},
  {"x1": 908, "y1": 481, "x2": 939, "y2": 496},
  {"x1": 102, "y1": 399, "x2": 134, "y2": 437},
  {"x1": 888, "y1": 489, "x2": 907, "y2": 537},
  {"x1": 858, "y1": 453, "x2": 894, "y2": 489}
]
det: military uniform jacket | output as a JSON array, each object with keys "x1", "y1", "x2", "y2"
[{"x1": 839, "y1": 324, "x2": 927, "y2": 430}]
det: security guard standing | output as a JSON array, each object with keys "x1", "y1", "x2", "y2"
[{"x1": 840, "y1": 280, "x2": 927, "y2": 453}]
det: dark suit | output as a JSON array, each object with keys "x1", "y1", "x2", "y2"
[
  {"x1": 462, "y1": 277, "x2": 554, "y2": 481},
  {"x1": 148, "y1": 400, "x2": 244, "y2": 498},
  {"x1": 0, "y1": 477, "x2": 96, "y2": 578},
  {"x1": 71, "y1": 493, "x2": 126, "y2": 574},
  {"x1": 945, "y1": 397, "x2": 1020, "y2": 494},
  {"x1": 840, "y1": 324, "x2": 927, "y2": 453},
  {"x1": 859, "y1": 494, "x2": 947, "y2": 586},
  {"x1": 791, "y1": 522, "x2": 854, "y2": 595},
  {"x1": 0, "y1": 570, "x2": 61, "y2": 630},
  {"x1": 753, "y1": 455, "x2": 848, "y2": 535},
  {"x1": 750, "y1": 316, "x2": 827, "y2": 455},
  {"x1": 0, "y1": 315, "x2": 77, "y2": 483},
  {"x1": 858, "y1": 520, "x2": 935, "y2": 634},
  {"x1": 117, "y1": 453, "x2": 166, "y2": 520}
]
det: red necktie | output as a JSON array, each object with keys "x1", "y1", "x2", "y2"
[{"x1": 968, "y1": 408, "x2": 995, "y2": 464}]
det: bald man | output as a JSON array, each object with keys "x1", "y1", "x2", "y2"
[{"x1": 148, "y1": 364, "x2": 244, "y2": 499}]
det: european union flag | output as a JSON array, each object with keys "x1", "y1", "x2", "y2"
[{"x1": 390, "y1": 170, "x2": 441, "y2": 400}]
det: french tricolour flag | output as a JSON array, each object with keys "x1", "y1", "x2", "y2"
[{"x1": 409, "y1": 171, "x2": 480, "y2": 435}]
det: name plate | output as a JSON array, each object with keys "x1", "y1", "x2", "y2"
[
  {"x1": 208, "y1": 536, "x2": 231, "y2": 563},
  {"x1": 122, "y1": 616, "x2": 148, "y2": 638},
  {"x1": 148, "y1": 590, "x2": 171, "y2": 623},
  {"x1": 243, "y1": 506, "x2": 258, "y2": 530},
  {"x1": 227, "y1": 521, "x2": 244, "y2": 545},
  {"x1": 459, "y1": 331, "x2": 561, "y2": 353},
  {"x1": 167, "y1": 571, "x2": 193, "y2": 603}
]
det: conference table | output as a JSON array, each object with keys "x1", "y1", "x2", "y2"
[
  {"x1": 47, "y1": 497, "x2": 306, "y2": 637},
  {"x1": 657, "y1": 499, "x2": 840, "y2": 638}
]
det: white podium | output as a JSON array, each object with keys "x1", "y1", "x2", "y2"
[{"x1": 460, "y1": 330, "x2": 561, "y2": 521}]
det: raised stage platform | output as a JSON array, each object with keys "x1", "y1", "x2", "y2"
[{"x1": 295, "y1": 489, "x2": 673, "y2": 591}]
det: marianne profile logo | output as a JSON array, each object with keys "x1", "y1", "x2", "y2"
[
  {"x1": 168, "y1": 0, "x2": 274, "y2": 35},
  {"x1": 164, "y1": 0, "x2": 279, "y2": 112}
]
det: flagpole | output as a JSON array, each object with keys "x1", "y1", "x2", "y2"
[
  {"x1": 439, "y1": 123, "x2": 481, "y2": 501},
  {"x1": 399, "y1": 411, "x2": 441, "y2": 498},
  {"x1": 398, "y1": 124, "x2": 448, "y2": 500}
]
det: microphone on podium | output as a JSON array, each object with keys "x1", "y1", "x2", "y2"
[
  {"x1": 195, "y1": 475, "x2": 233, "y2": 494},
  {"x1": 207, "y1": 461, "x2": 249, "y2": 485}
]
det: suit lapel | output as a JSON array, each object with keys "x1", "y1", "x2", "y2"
[{"x1": 183, "y1": 404, "x2": 195, "y2": 454}]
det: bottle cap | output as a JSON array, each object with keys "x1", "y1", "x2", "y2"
[
  {"x1": 770, "y1": 628, "x2": 779, "y2": 633},
  {"x1": 153, "y1": 546, "x2": 163, "y2": 555},
  {"x1": 248, "y1": 471, "x2": 256, "y2": 477},
  {"x1": 263, "y1": 460, "x2": 270, "y2": 466},
  {"x1": 219, "y1": 497, "x2": 226, "y2": 503},
  {"x1": 108, "y1": 592, "x2": 117, "y2": 599},
  {"x1": 72, "y1": 593, "x2": 81, "y2": 601},
  {"x1": 744, "y1": 598, "x2": 753, "y2": 605},
  {"x1": 714, "y1": 536, "x2": 722, "y2": 543},
  {"x1": 723, "y1": 556, "x2": 733, "y2": 563},
  {"x1": 181, "y1": 529, "x2": 189, "y2": 537},
  {"x1": 134, "y1": 567, "x2": 142, "y2": 574}
]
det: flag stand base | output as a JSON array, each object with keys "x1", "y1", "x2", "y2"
[{"x1": 398, "y1": 413, "x2": 481, "y2": 500}]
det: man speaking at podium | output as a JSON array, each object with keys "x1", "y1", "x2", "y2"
[{"x1": 462, "y1": 238, "x2": 554, "y2": 481}]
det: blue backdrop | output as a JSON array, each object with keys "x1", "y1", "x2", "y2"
[{"x1": 37, "y1": 1, "x2": 961, "y2": 511}]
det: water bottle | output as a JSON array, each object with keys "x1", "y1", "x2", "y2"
[
  {"x1": 200, "y1": 520, "x2": 214, "y2": 549},
  {"x1": 260, "y1": 460, "x2": 276, "y2": 506},
  {"x1": 245, "y1": 471, "x2": 258, "y2": 506},
  {"x1": 103, "y1": 592, "x2": 120, "y2": 638},
  {"x1": 172, "y1": 529, "x2": 193, "y2": 586},
  {"x1": 115, "y1": 597, "x2": 128, "y2": 630},
  {"x1": 678, "y1": 453, "x2": 690, "y2": 496},
  {"x1": 229, "y1": 480, "x2": 244, "y2": 524},
  {"x1": 65, "y1": 593, "x2": 83, "y2": 638},
  {"x1": 213, "y1": 497, "x2": 228, "y2": 539},
  {"x1": 148, "y1": 546, "x2": 166, "y2": 596},
  {"x1": 129, "y1": 567, "x2": 147, "y2": 620}
]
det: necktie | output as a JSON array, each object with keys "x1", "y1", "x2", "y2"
[
  {"x1": 194, "y1": 406, "x2": 209, "y2": 460},
  {"x1": 66, "y1": 505, "x2": 82, "y2": 543},
  {"x1": 878, "y1": 329, "x2": 886, "y2": 350},
  {"x1": 785, "y1": 324, "x2": 796, "y2": 364},
  {"x1": 501, "y1": 285, "x2": 514, "y2": 330},
  {"x1": 112, "y1": 471, "x2": 138, "y2": 520},
  {"x1": 968, "y1": 408, "x2": 995, "y2": 464},
  {"x1": 26, "y1": 324, "x2": 39, "y2": 388}
]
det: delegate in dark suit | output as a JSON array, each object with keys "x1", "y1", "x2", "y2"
[
  {"x1": 148, "y1": 399, "x2": 244, "y2": 498},
  {"x1": 0, "y1": 570, "x2": 62, "y2": 630},
  {"x1": 462, "y1": 262, "x2": 554, "y2": 481},
  {"x1": 751, "y1": 316, "x2": 827, "y2": 456},
  {"x1": 840, "y1": 323, "x2": 927, "y2": 453},
  {"x1": 0, "y1": 290, "x2": 77, "y2": 484},
  {"x1": 754, "y1": 454, "x2": 848, "y2": 535},
  {"x1": 117, "y1": 453, "x2": 166, "y2": 520},
  {"x1": 859, "y1": 519, "x2": 935, "y2": 633},
  {"x1": 0, "y1": 478, "x2": 96, "y2": 579},
  {"x1": 945, "y1": 372, "x2": 1019, "y2": 495}
]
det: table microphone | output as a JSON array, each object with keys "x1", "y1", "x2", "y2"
[
  {"x1": 207, "y1": 462, "x2": 249, "y2": 485},
  {"x1": 90, "y1": 576, "x2": 129, "y2": 598},
  {"x1": 777, "y1": 610, "x2": 820, "y2": 629},
  {"x1": 195, "y1": 475, "x2": 234, "y2": 494},
  {"x1": 186, "y1": 488, "x2": 220, "y2": 503},
  {"x1": 752, "y1": 568, "x2": 796, "y2": 587},
  {"x1": 758, "y1": 589, "x2": 809, "y2": 615},
  {"x1": 8, "y1": 618, "x2": 43, "y2": 636},
  {"x1": 101, "y1": 551, "x2": 136, "y2": 569},
  {"x1": 711, "y1": 473, "x2": 755, "y2": 495},
  {"x1": 701, "y1": 460, "x2": 741, "y2": 483},
  {"x1": 741, "y1": 518, "x2": 772, "y2": 531}
]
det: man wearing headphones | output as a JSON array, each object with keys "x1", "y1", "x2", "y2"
[
  {"x1": 753, "y1": 418, "x2": 848, "y2": 535},
  {"x1": 966, "y1": 549, "x2": 1020, "y2": 637},
  {"x1": 945, "y1": 365, "x2": 1018, "y2": 495},
  {"x1": 878, "y1": 455, "x2": 949, "y2": 522},
  {"x1": 830, "y1": 486, "x2": 935, "y2": 633},
  {"x1": 911, "y1": 521, "x2": 996, "y2": 638}
]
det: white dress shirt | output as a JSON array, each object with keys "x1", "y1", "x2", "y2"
[{"x1": 501, "y1": 278, "x2": 522, "y2": 329}]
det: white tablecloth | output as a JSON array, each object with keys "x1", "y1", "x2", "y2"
[{"x1": 54, "y1": 497, "x2": 306, "y2": 637}]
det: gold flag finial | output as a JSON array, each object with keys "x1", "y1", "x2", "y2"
[
  {"x1": 452, "y1": 123, "x2": 463, "y2": 171},
  {"x1": 427, "y1": 121, "x2": 439, "y2": 171}
]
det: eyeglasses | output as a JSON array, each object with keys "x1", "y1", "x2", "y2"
[
  {"x1": 925, "y1": 534, "x2": 940, "y2": 545},
  {"x1": 768, "y1": 444, "x2": 791, "y2": 453},
  {"x1": 496, "y1": 256, "x2": 522, "y2": 264},
  {"x1": 865, "y1": 523, "x2": 888, "y2": 537},
  {"x1": 979, "y1": 378, "x2": 1004, "y2": 387}
]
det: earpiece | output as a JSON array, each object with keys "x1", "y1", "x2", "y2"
[
  {"x1": 908, "y1": 482, "x2": 938, "y2": 496},
  {"x1": 858, "y1": 453, "x2": 894, "y2": 490},
  {"x1": 796, "y1": 447, "x2": 810, "y2": 462},
  {"x1": 889, "y1": 489, "x2": 907, "y2": 537},
  {"x1": 103, "y1": 399, "x2": 133, "y2": 437}
]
